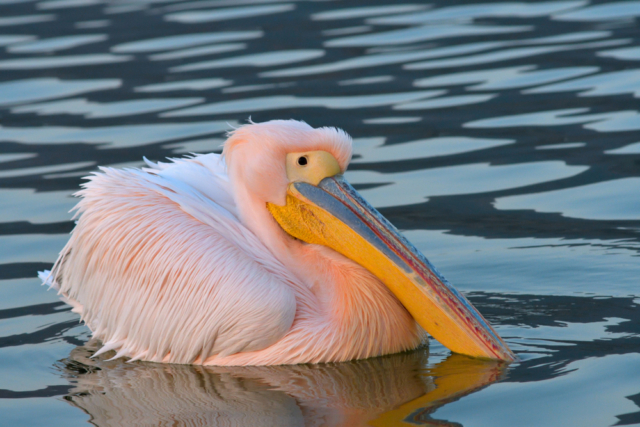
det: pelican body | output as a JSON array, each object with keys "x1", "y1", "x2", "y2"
[{"x1": 43, "y1": 120, "x2": 514, "y2": 365}]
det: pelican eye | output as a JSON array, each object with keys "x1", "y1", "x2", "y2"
[{"x1": 285, "y1": 151, "x2": 340, "y2": 185}]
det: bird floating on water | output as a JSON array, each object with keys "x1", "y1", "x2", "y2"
[{"x1": 42, "y1": 120, "x2": 514, "y2": 365}]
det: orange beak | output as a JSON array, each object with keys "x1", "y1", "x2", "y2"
[{"x1": 268, "y1": 175, "x2": 515, "y2": 362}]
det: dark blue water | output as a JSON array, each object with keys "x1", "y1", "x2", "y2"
[{"x1": 1, "y1": 1, "x2": 640, "y2": 426}]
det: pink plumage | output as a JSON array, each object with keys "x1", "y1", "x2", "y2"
[{"x1": 43, "y1": 120, "x2": 424, "y2": 365}]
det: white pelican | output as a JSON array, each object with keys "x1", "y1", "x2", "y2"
[{"x1": 42, "y1": 120, "x2": 514, "y2": 365}]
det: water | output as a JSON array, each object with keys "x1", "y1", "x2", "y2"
[{"x1": 1, "y1": 0, "x2": 639, "y2": 425}]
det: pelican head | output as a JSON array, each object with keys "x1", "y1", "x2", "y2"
[{"x1": 224, "y1": 120, "x2": 514, "y2": 362}]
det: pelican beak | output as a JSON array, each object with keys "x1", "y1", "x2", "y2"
[{"x1": 268, "y1": 175, "x2": 515, "y2": 362}]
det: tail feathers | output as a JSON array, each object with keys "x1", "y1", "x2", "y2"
[{"x1": 93, "y1": 340, "x2": 125, "y2": 358}]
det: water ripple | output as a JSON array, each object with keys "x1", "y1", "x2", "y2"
[
  {"x1": 599, "y1": 46, "x2": 640, "y2": 61},
  {"x1": 221, "y1": 82, "x2": 294, "y2": 94},
  {"x1": 369, "y1": 1, "x2": 586, "y2": 25},
  {"x1": 134, "y1": 78, "x2": 232, "y2": 92},
  {"x1": 605, "y1": 142, "x2": 640, "y2": 155},
  {"x1": 363, "y1": 117, "x2": 421, "y2": 124},
  {"x1": 37, "y1": 0, "x2": 101, "y2": 9},
  {"x1": 0, "y1": 189, "x2": 76, "y2": 223},
  {"x1": 0, "y1": 78, "x2": 120, "y2": 106},
  {"x1": 404, "y1": 39, "x2": 630, "y2": 70},
  {"x1": 0, "y1": 153, "x2": 36, "y2": 163},
  {"x1": 261, "y1": 42, "x2": 504, "y2": 77},
  {"x1": 312, "y1": 4, "x2": 430, "y2": 21},
  {"x1": 466, "y1": 108, "x2": 640, "y2": 132},
  {"x1": 0, "y1": 121, "x2": 231, "y2": 149},
  {"x1": 395, "y1": 93, "x2": 497, "y2": 110},
  {"x1": 495, "y1": 178, "x2": 640, "y2": 220},
  {"x1": 8, "y1": 34, "x2": 107, "y2": 53},
  {"x1": 346, "y1": 161, "x2": 588, "y2": 208},
  {"x1": 464, "y1": 108, "x2": 599, "y2": 127},
  {"x1": 0, "y1": 54, "x2": 131, "y2": 69},
  {"x1": 352, "y1": 136, "x2": 514, "y2": 163},
  {"x1": 75, "y1": 19, "x2": 109, "y2": 29},
  {"x1": 111, "y1": 31, "x2": 262, "y2": 53},
  {"x1": 322, "y1": 25, "x2": 371, "y2": 37},
  {"x1": 165, "y1": 4, "x2": 295, "y2": 23},
  {"x1": 339, "y1": 75, "x2": 394, "y2": 86},
  {"x1": 0, "y1": 234, "x2": 68, "y2": 266},
  {"x1": 414, "y1": 65, "x2": 598, "y2": 90},
  {"x1": 0, "y1": 35, "x2": 35, "y2": 46},
  {"x1": 11, "y1": 97, "x2": 204, "y2": 118},
  {"x1": 325, "y1": 24, "x2": 532, "y2": 47},
  {"x1": 162, "y1": 90, "x2": 443, "y2": 117},
  {"x1": 149, "y1": 43, "x2": 246, "y2": 61},
  {"x1": 0, "y1": 161, "x2": 94, "y2": 179},
  {"x1": 536, "y1": 142, "x2": 586, "y2": 150},
  {"x1": 553, "y1": 1, "x2": 640, "y2": 21},
  {"x1": 0, "y1": 14, "x2": 55, "y2": 26},
  {"x1": 171, "y1": 49, "x2": 325, "y2": 72},
  {"x1": 525, "y1": 69, "x2": 640, "y2": 97}
]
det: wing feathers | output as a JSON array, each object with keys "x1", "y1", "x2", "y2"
[{"x1": 50, "y1": 157, "x2": 296, "y2": 364}]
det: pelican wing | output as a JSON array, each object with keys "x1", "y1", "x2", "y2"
[{"x1": 50, "y1": 154, "x2": 297, "y2": 364}]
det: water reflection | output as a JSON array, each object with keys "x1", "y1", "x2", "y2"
[{"x1": 60, "y1": 344, "x2": 505, "y2": 427}]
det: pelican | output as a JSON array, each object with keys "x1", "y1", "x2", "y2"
[{"x1": 42, "y1": 119, "x2": 514, "y2": 365}]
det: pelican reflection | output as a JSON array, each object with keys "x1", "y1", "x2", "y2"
[{"x1": 59, "y1": 343, "x2": 505, "y2": 427}]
